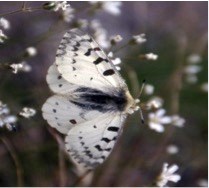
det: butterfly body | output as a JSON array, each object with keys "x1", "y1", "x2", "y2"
[{"x1": 42, "y1": 29, "x2": 140, "y2": 169}]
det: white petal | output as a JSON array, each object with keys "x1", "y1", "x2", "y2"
[
  {"x1": 160, "y1": 116, "x2": 172, "y2": 124},
  {"x1": 156, "y1": 109, "x2": 166, "y2": 117},
  {"x1": 149, "y1": 122, "x2": 164, "y2": 133},
  {"x1": 168, "y1": 174, "x2": 181, "y2": 182},
  {"x1": 167, "y1": 164, "x2": 179, "y2": 174}
]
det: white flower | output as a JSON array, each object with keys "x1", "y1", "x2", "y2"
[
  {"x1": 166, "y1": 145, "x2": 179, "y2": 155},
  {"x1": 145, "y1": 53, "x2": 158, "y2": 60},
  {"x1": 25, "y1": 46, "x2": 37, "y2": 57},
  {"x1": 146, "y1": 96, "x2": 164, "y2": 110},
  {"x1": 62, "y1": 7, "x2": 74, "y2": 23},
  {"x1": 184, "y1": 64, "x2": 202, "y2": 74},
  {"x1": 132, "y1": 34, "x2": 146, "y2": 44},
  {"x1": 10, "y1": 61, "x2": 31, "y2": 74},
  {"x1": 53, "y1": 1, "x2": 70, "y2": 11},
  {"x1": 187, "y1": 54, "x2": 202, "y2": 64},
  {"x1": 110, "y1": 34, "x2": 123, "y2": 45},
  {"x1": 77, "y1": 19, "x2": 88, "y2": 28},
  {"x1": 90, "y1": 19, "x2": 110, "y2": 49},
  {"x1": 0, "y1": 29, "x2": 8, "y2": 43},
  {"x1": 102, "y1": 2, "x2": 122, "y2": 16},
  {"x1": 0, "y1": 17, "x2": 10, "y2": 30},
  {"x1": 200, "y1": 82, "x2": 208, "y2": 92},
  {"x1": 144, "y1": 84, "x2": 154, "y2": 95},
  {"x1": 19, "y1": 107, "x2": 36, "y2": 119},
  {"x1": 90, "y1": 1, "x2": 122, "y2": 16},
  {"x1": 0, "y1": 101, "x2": 17, "y2": 131},
  {"x1": 108, "y1": 52, "x2": 121, "y2": 71},
  {"x1": 171, "y1": 115, "x2": 185, "y2": 127},
  {"x1": 157, "y1": 163, "x2": 181, "y2": 187},
  {"x1": 148, "y1": 109, "x2": 172, "y2": 133},
  {"x1": 197, "y1": 179, "x2": 208, "y2": 187}
]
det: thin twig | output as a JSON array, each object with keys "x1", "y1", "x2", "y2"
[{"x1": 0, "y1": 137, "x2": 24, "y2": 186}]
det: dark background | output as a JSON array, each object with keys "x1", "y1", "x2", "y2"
[{"x1": 0, "y1": 1, "x2": 207, "y2": 186}]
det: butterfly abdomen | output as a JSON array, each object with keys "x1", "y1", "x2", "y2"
[{"x1": 71, "y1": 87, "x2": 128, "y2": 112}]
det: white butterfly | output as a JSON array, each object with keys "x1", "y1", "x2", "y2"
[{"x1": 42, "y1": 29, "x2": 141, "y2": 169}]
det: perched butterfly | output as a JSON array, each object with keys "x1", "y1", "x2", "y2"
[{"x1": 42, "y1": 29, "x2": 142, "y2": 169}]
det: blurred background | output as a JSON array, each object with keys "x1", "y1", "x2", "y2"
[{"x1": 0, "y1": 1, "x2": 207, "y2": 187}]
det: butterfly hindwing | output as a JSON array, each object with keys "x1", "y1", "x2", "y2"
[{"x1": 65, "y1": 112, "x2": 127, "y2": 169}]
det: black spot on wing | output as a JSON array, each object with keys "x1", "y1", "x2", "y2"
[
  {"x1": 69, "y1": 119, "x2": 77, "y2": 124},
  {"x1": 103, "y1": 69, "x2": 115, "y2": 76},
  {"x1": 93, "y1": 57, "x2": 108, "y2": 65},
  {"x1": 107, "y1": 126, "x2": 119, "y2": 132}
]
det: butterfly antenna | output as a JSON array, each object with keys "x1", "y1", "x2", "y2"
[
  {"x1": 138, "y1": 79, "x2": 146, "y2": 124},
  {"x1": 138, "y1": 79, "x2": 146, "y2": 99}
]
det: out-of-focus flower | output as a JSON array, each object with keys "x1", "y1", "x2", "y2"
[
  {"x1": 171, "y1": 115, "x2": 185, "y2": 127},
  {"x1": 146, "y1": 96, "x2": 164, "y2": 110},
  {"x1": 110, "y1": 34, "x2": 123, "y2": 45},
  {"x1": 132, "y1": 33, "x2": 146, "y2": 44},
  {"x1": 25, "y1": 46, "x2": 37, "y2": 57},
  {"x1": 157, "y1": 163, "x2": 181, "y2": 187},
  {"x1": 144, "y1": 84, "x2": 154, "y2": 95},
  {"x1": 76, "y1": 19, "x2": 88, "y2": 28},
  {"x1": 145, "y1": 53, "x2": 158, "y2": 60},
  {"x1": 53, "y1": 1, "x2": 70, "y2": 11},
  {"x1": 10, "y1": 61, "x2": 31, "y2": 74},
  {"x1": 90, "y1": 1, "x2": 122, "y2": 16},
  {"x1": 148, "y1": 108, "x2": 172, "y2": 133},
  {"x1": 184, "y1": 64, "x2": 202, "y2": 74},
  {"x1": 0, "y1": 101, "x2": 17, "y2": 131},
  {"x1": 19, "y1": 107, "x2": 36, "y2": 119},
  {"x1": 196, "y1": 179, "x2": 208, "y2": 187},
  {"x1": 90, "y1": 19, "x2": 109, "y2": 49},
  {"x1": 62, "y1": 7, "x2": 74, "y2": 23},
  {"x1": 166, "y1": 145, "x2": 179, "y2": 155},
  {"x1": 0, "y1": 29, "x2": 8, "y2": 43},
  {"x1": 108, "y1": 52, "x2": 121, "y2": 71},
  {"x1": 187, "y1": 54, "x2": 202, "y2": 64},
  {"x1": 200, "y1": 82, "x2": 208, "y2": 92},
  {"x1": 0, "y1": 17, "x2": 10, "y2": 30}
]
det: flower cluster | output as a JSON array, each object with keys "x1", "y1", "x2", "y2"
[
  {"x1": 19, "y1": 107, "x2": 36, "y2": 119},
  {"x1": 0, "y1": 101, "x2": 17, "y2": 131},
  {"x1": 0, "y1": 17, "x2": 10, "y2": 43}
]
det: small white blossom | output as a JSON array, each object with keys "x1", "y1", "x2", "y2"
[
  {"x1": 62, "y1": 7, "x2": 74, "y2": 23},
  {"x1": 157, "y1": 163, "x2": 181, "y2": 187},
  {"x1": 90, "y1": 20, "x2": 110, "y2": 49},
  {"x1": 0, "y1": 17, "x2": 10, "y2": 30},
  {"x1": 108, "y1": 52, "x2": 121, "y2": 71},
  {"x1": 197, "y1": 179, "x2": 208, "y2": 187},
  {"x1": 90, "y1": 1, "x2": 122, "y2": 16},
  {"x1": 110, "y1": 34, "x2": 123, "y2": 45},
  {"x1": 166, "y1": 145, "x2": 179, "y2": 155},
  {"x1": 146, "y1": 96, "x2": 164, "y2": 109},
  {"x1": 53, "y1": 1, "x2": 70, "y2": 11},
  {"x1": 187, "y1": 54, "x2": 202, "y2": 64},
  {"x1": 77, "y1": 19, "x2": 88, "y2": 28},
  {"x1": 0, "y1": 101, "x2": 17, "y2": 131},
  {"x1": 171, "y1": 115, "x2": 185, "y2": 127},
  {"x1": 200, "y1": 82, "x2": 208, "y2": 92},
  {"x1": 148, "y1": 109, "x2": 172, "y2": 133},
  {"x1": 145, "y1": 53, "x2": 158, "y2": 60},
  {"x1": 184, "y1": 64, "x2": 202, "y2": 74},
  {"x1": 132, "y1": 34, "x2": 146, "y2": 44},
  {"x1": 0, "y1": 29, "x2": 8, "y2": 43},
  {"x1": 19, "y1": 107, "x2": 36, "y2": 119},
  {"x1": 144, "y1": 84, "x2": 154, "y2": 95},
  {"x1": 10, "y1": 61, "x2": 31, "y2": 74},
  {"x1": 25, "y1": 46, "x2": 37, "y2": 57}
]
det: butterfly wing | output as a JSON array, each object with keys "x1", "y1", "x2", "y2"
[
  {"x1": 42, "y1": 95, "x2": 109, "y2": 134},
  {"x1": 65, "y1": 112, "x2": 127, "y2": 169},
  {"x1": 55, "y1": 29, "x2": 127, "y2": 93}
]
